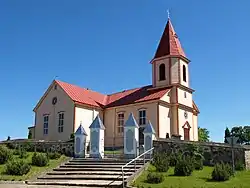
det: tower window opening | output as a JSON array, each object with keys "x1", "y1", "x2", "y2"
[
  {"x1": 183, "y1": 65, "x2": 187, "y2": 82},
  {"x1": 159, "y1": 64, "x2": 166, "y2": 81}
]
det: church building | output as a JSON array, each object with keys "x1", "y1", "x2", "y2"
[{"x1": 30, "y1": 18, "x2": 200, "y2": 148}]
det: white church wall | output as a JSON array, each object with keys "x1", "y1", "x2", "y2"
[
  {"x1": 103, "y1": 108, "x2": 116, "y2": 147},
  {"x1": 178, "y1": 108, "x2": 194, "y2": 141},
  {"x1": 74, "y1": 106, "x2": 102, "y2": 143},
  {"x1": 177, "y1": 88, "x2": 193, "y2": 108},
  {"x1": 160, "y1": 91, "x2": 170, "y2": 103},
  {"x1": 34, "y1": 82, "x2": 74, "y2": 141},
  {"x1": 159, "y1": 104, "x2": 171, "y2": 138},
  {"x1": 192, "y1": 114, "x2": 198, "y2": 141},
  {"x1": 104, "y1": 101, "x2": 158, "y2": 147}
]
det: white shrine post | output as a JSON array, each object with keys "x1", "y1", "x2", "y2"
[
  {"x1": 89, "y1": 114, "x2": 105, "y2": 159},
  {"x1": 143, "y1": 121, "x2": 156, "y2": 159},
  {"x1": 74, "y1": 123, "x2": 88, "y2": 158},
  {"x1": 124, "y1": 112, "x2": 139, "y2": 159}
]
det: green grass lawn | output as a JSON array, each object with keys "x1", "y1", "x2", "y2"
[
  {"x1": 133, "y1": 165, "x2": 250, "y2": 188},
  {"x1": 0, "y1": 152, "x2": 69, "y2": 181}
]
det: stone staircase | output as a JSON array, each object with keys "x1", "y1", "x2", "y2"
[{"x1": 26, "y1": 158, "x2": 147, "y2": 187}]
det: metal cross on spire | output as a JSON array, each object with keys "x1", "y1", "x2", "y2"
[{"x1": 167, "y1": 9, "x2": 170, "y2": 19}]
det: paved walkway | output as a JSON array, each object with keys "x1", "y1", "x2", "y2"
[{"x1": 0, "y1": 184, "x2": 82, "y2": 188}]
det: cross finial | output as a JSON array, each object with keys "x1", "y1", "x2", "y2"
[{"x1": 167, "y1": 9, "x2": 170, "y2": 19}]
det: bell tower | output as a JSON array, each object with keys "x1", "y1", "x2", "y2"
[
  {"x1": 151, "y1": 17, "x2": 197, "y2": 141},
  {"x1": 151, "y1": 18, "x2": 190, "y2": 88}
]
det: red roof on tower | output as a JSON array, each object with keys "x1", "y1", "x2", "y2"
[{"x1": 153, "y1": 19, "x2": 187, "y2": 60}]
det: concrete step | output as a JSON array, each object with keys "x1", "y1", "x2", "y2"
[
  {"x1": 47, "y1": 171, "x2": 134, "y2": 176},
  {"x1": 53, "y1": 167, "x2": 137, "y2": 172},
  {"x1": 61, "y1": 164, "x2": 143, "y2": 168},
  {"x1": 38, "y1": 174, "x2": 130, "y2": 180},
  {"x1": 70, "y1": 158, "x2": 148, "y2": 163},
  {"x1": 27, "y1": 179, "x2": 122, "y2": 187},
  {"x1": 65, "y1": 162, "x2": 145, "y2": 166}
]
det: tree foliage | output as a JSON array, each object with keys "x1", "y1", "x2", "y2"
[
  {"x1": 224, "y1": 127, "x2": 231, "y2": 143},
  {"x1": 224, "y1": 126, "x2": 250, "y2": 145},
  {"x1": 198, "y1": 127, "x2": 210, "y2": 142},
  {"x1": 28, "y1": 130, "x2": 32, "y2": 139}
]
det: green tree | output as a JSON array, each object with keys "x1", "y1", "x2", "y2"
[
  {"x1": 28, "y1": 130, "x2": 32, "y2": 139},
  {"x1": 224, "y1": 127, "x2": 231, "y2": 143},
  {"x1": 231, "y1": 126, "x2": 245, "y2": 144},
  {"x1": 243, "y1": 126, "x2": 250, "y2": 145},
  {"x1": 198, "y1": 127, "x2": 210, "y2": 142}
]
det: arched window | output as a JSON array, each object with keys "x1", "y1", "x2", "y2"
[
  {"x1": 159, "y1": 64, "x2": 166, "y2": 81},
  {"x1": 183, "y1": 65, "x2": 187, "y2": 82}
]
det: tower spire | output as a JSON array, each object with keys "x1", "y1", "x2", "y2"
[{"x1": 153, "y1": 18, "x2": 188, "y2": 61}]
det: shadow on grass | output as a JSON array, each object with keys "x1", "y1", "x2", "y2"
[{"x1": 199, "y1": 177, "x2": 226, "y2": 182}]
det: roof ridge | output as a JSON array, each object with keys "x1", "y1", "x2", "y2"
[{"x1": 107, "y1": 84, "x2": 152, "y2": 96}]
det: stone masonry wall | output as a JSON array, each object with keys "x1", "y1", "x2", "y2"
[
  {"x1": 0, "y1": 139, "x2": 74, "y2": 157},
  {"x1": 153, "y1": 139, "x2": 250, "y2": 167},
  {"x1": 245, "y1": 150, "x2": 250, "y2": 170}
]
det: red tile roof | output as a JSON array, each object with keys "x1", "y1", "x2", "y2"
[
  {"x1": 154, "y1": 19, "x2": 187, "y2": 59},
  {"x1": 56, "y1": 80, "x2": 170, "y2": 108},
  {"x1": 105, "y1": 85, "x2": 170, "y2": 108},
  {"x1": 56, "y1": 80, "x2": 106, "y2": 107}
]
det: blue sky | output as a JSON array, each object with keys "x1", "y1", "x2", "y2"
[{"x1": 0, "y1": 0, "x2": 249, "y2": 142}]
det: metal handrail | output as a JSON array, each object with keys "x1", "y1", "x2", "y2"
[{"x1": 121, "y1": 147, "x2": 154, "y2": 188}]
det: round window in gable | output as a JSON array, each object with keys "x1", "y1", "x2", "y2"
[
  {"x1": 184, "y1": 111, "x2": 188, "y2": 119},
  {"x1": 52, "y1": 97, "x2": 57, "y2": 105}
]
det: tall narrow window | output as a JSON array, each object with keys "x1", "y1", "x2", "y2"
[
  {"x1": 117, "y1": 113, "x2": 124, "y2": 134},
  {"x1": 139, "y1": 109, "x2": 146, "y2": 126},
  {"x1": 159, "y1": 64, "x2": 166, "y2": 81},
  {"x1": 183, "y1": 65, "x2": 187, "y2": 82},
  {"x1": 43, "y1": 115, "x2": 49, "y2": 135},
  {"x1": 58, "y1": 113, "x2": 64, "y2": 133}
]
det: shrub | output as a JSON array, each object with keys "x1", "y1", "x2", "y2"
[
  {"x1": 6, "y1": 142, "x2": 15, "y2": 150},
  {"x1": 13, "y1": 148, "x2": 28, "y2": 159},
  {"x1": 152, "y1": 152, "x2": 169, "y2": 172},
  {"x1": 13, "y1": 149, "x2": 20, "y2": 155},
  {"x1": 169, "y1": 153, "x2": 178, "y2": 167},
  {"x1": 146, "y1": 172, "x2": 164, "y2": 184},
  {"x1": 47, "y1": 152, "x2": 61, "y2": 160},
  {"x1": 174, "y1": 155, "x2": 194, "y2": 176},
  {"x1": 235, "y1": 160, "x2": 245, "y2": 171},
  {"x1": 193, "y1": 157, "x2": 203, "y2": 170},
  {"x1": 5, "y1": 159, "x2": 31, "y2": 175},
  {"x1": 19, "y1": 149, "x2": 28, "y2": 159},
  {"x1": 226, "y1": 163, "x2": 234, "y2": 176},
  {"x1": 212, "y1": 162, "x2": 231, "y2": 181},
  {"x1": 22, "y1": 142, "x2": 33, "y2": 152},
  {"x1": 0, "y1": 145, "x2": 13, "y2": 164},
  {"x1": 32, "y1": 152, "x2": 49, "y2": 167}
]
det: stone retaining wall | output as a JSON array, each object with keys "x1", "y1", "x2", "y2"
[
  {"x1": 245, "y1": 150, "x2": 250, "y2": 170},
  {"x1": 153, "y1": 139, "x2": 250, "y2": 168},
  {"x1": 0, "y1": 139, "x2": 74, "y2": 157}
]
